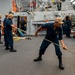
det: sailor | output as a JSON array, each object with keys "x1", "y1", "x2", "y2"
[
  {"x1": 3, "y1": 13, "x2": 8, "y2": 46},
  {"x1": 34, "y1": 17, "x2": 67, "y2": 70},
  {"x1": 65, "y1": 16, "x2": 72, "y2": 38},
  {"x1": 0, "y1": 14, "x2": 3, "y2": 44},
  {"x1": 5, "y1": 14, "x2": 17, "y2": 52}
]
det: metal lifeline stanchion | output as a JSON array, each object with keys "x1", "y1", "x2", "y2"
[{"x1": 44, "y1": 38, "x2": 75, "y2": 55}]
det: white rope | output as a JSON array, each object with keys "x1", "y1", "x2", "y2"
[{"x1": 44, "y1": 38, "x2": 75, "y2": 55}]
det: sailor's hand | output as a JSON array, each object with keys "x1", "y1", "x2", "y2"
[
  {"x1": 0, "y1": 24, "x2": 3, "y2": 27},
  {"x1": 35, "y1": 33, "x2": 38, "y2": 37},
  {"x1": 62, "y1": 45, "x2": 67, "y2": 50},
  {"x1": 15, "y1": 27, "x2": 17, "y2": 29}
]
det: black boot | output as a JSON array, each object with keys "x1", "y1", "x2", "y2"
[
  {"x1": 34, "y1": 54, "x2": 42, "y2": 62},
  {"x1": 5, "y1": 47, "x2": 10, "y2": 50},
  {"x1": 58, "y1": 55, "x2": 64, "y2": 70},
  {"x1": 0, "y1": 39, "x2": 3, "y2": 44},
  {"x1": 4, "y1": 43, "x2": 6, "y2": 46},
  {"x1": 10, "y1": 48, "x2": 17, "y2": 52},
  {"x1": 0, "y1": 41, "x2": 3, "y2": 44},
  {"x1": 59, "y1": 64, "x2": 64, "y2": 70}
]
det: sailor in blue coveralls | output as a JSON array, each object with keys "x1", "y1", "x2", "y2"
[
  {"x1": 20, "y1": 18, "x2": 27, "y2": 32},
  {"x1": 34, "y1": 17, "x2": 67, "y2": 70},
  {"x1": 0, "y1": 14, "x2": 3, "y2": 44},
  {"x1": 5, "y1": 14, "x2": 17, "y2": 52},
  {"x1": 65, "y1": 16, "x2": 72, "y2": 38},
  {"x1": 3, "y1": 14, "x2": 8, "y2": 46}
]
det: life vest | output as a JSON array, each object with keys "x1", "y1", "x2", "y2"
[{"x1": 12, "y1": 0, "x2": 18, "y2": 12}]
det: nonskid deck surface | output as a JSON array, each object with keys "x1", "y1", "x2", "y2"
[{"x1": 0, "y1": 35, "x2": 75, "y2": 75}]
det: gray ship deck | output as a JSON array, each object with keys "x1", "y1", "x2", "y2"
[{"x1": 0, "y1": 35, "x2": 75, "y2": 75}]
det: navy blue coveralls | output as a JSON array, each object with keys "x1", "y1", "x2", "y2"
[
  {"x1": 62, "y1": 20, "x2": 67, "y2": 34},
  {"x1": 66, "y1": 20, "x2": 72, "y2": 37},
  {"x1": 39, "y1": 23, "x2": 62, "y2": 57},
  {"x1": 0, "y1": 19, "x2": 1, "y2": 41},
  {"x1": 3, "y1": 18, "x2": 8, "y2": 45},
  {"x1": 5, "y1": 18, "x2": 13, "y2": 49},
  {"x1": 20, "y1": 20, "x2": 27, "y2": 31}
]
